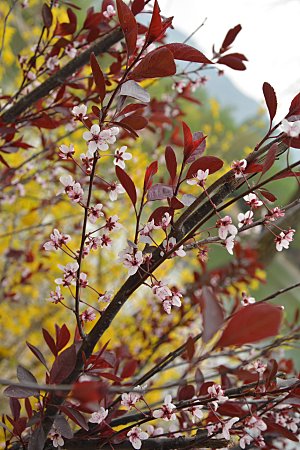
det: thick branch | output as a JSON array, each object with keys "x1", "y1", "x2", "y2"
[{"x1": 1, "y1": 27, "x2": 123, "y2": 124}]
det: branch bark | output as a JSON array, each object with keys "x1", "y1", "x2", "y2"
[{"x1": 1, "y1": 27, "x2": 123, "y2": 124}]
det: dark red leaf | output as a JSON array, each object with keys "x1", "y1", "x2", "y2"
[
  {"x1": 67, "y1": 7, "x2": 77, "y2": 31},
  {"x1": 165, "y1": 146, "x2": 177, "y2": 181},
  {"x1": 146, "y1": 0, "x2": 162, "y2": 44},
  {"x1": 26, "y1": 342, "x2": 48, "y2": 369},
  {"x1": 116, "y1": 166, "x2": 137, "y2": 206},
  {"x1": 265, "y1": 419, "x2": 299, "y2": 442},
  {"x1": 244, "y1": 162, "x2": 263, "y2": 173},
  {"x1": 262, "y1": 142, "x2": 277, "y2": 175},
  {"x1": 71, "y1": 381, "x2": 106, "y2": 403},
  {"x1": 218, "y1": 54, "x2": 246, "y2": 71},
  {"x1": 186, "y1": 336, "x2": 195, "y2": 360},
  {"x1": 263, "y1": 82, "x2": 277, "y2": 124},
  {"x1": 147, "y1": 183, "x2": 174, "y2": 201},
  {"x1": 56, "y1": 324, "x2": 70, "y2": 352},
  {"x1": 186, "y1": 156, "x2": 223, "y2": 179},
  {"x1": 60, "y1": 406, "x2": 89, "y2": 431},
  {"x1": 131, "y1": 0, "x2": 145, "y2": 15},
  {"x1": 50, "y1": 344, "x2": 77, "y2": 384},
  {"x1": 42, "y1": 328, "x2": 57, "y2": 356},
  {"x1": 258, "y1": 188, "x2": 277, "y2": 202},
  {"x1": 186, "y1": 132, "x2": 206, "y2": 163},
  {"x1": 217, "y1": 303, "x2": 283, "y2": 348},
  {"x1": 90, "y1": 53, "x2": 106, "y2": 103},
  {"x1": 42, "y1": 3, "x2": 53, "y2": 28},
  {"x1": 116, "y1": 0, "x2": 137, "y2": 56},
  {"x1": 25, "y1": 398, "x2": 33, "y2": 419},
  {"x1": 199, "y1": 287, "x2": 224, "y2": 343},
  {"x1": 284, "y1": 135, "x2": 300, "y2": 149},
  {"x1": 144, "y1": 160, "x2": 158, "y2": 191},
  {"x1": 149, "y1": 206, "x2": 173, "y2": 225},
  {"x1": 195, "y1": 368, "x2": 204, "y2": 392},
  {"x1": 169, "y1": 196, "x2": 184, "y2": 209},
  {"x1": 121, "y1": 359, "x2": 138, "y2": 378},
  {"x1": 274, "y1": 170, "x2": 300, "y2": 180},
  {"x1": 164, "y1": 43, "x2": 212, "y2": 64},
  {"x1": 4, "y1": 385, "x2": 37, "y2": 399},
  {"x1": 288, "y1": 92, "x2": 300, "y2": 117},
  {"x1": 221, "y1": 25, "x2": 242, "y2": 52},
  {"x1": 10, "y1": 398, "x2": 20, "y2": 420},
  {"x1": 120, "y1": 114, "x2": 148, "y2": 130},
  {"x1": 178, "y1": 384, "x2": 195, "y2": 401},
  {"x1": 17, "y1": 366, "x2": 38, "y2": 387},
  {"x1": 130, "y1": 47, "x2": 176, "y2": 80},
  {"x1": 182, "y1": 121, "x2": 193, "y2": 159}
]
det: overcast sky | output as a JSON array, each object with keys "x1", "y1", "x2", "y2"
[{"x1": 159, "y1": 0, "x2": 300, "y2": 119}]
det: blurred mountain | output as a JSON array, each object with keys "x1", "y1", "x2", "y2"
[{"x1": 167, "y1": 27, "x2": 260, "y2": 123}]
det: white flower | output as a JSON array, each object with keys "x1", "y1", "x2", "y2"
[
  {"x1": 49, "y1": 427, "x2": 64, "y2": 448},
  {"x1": 83, "y1": 125, "x2": 118, "y2": 155},
  {"x1": 121, "y1": 391, "x2": 142, "y2": 409},
  {"x1": 98, "y1": 290, "x2": 113, "y2": 303},
  {"x1": 280, "y1": 118, "x2": 300, "y2": 138},
  {"x1": 231, "y1": 159, "x2": 247, "y2": 178},
  {"x1": 65, "y1": 43, "x2": 77, "y2": 58},
  {"x1": 43, "y1": 229, "x2": 71, "y2": 251},
  {"x1": 241, "y1": 292, "x2": 256, "y2": 306},
  {"x1": 46, "y1": 55, "x2": 59, "y2": 71},
  {"x1": 243, "y1": 193, "x2": 263, "y2": 208},
  {"x1": 89, "y1": 407, "x2": 108, "y2": 424},
  {"x1": 118, "y1": 247, "x2": 144, "y2": 276},
  {"x1": 88, "y1": 203, "x2": 104, "y2": 223},
  {"x1": 239, "y1": 433, "x2": 253, "y2": 449},
  {"x1": 47, "y1": 286, "x2": 64, "y2": 304},
  {"x1": 207, "y1": 384, "x2": 228, "y2": 410},
  {"x1": 238, "y1": 210, "x2": 253, "y2": 228},
  {"x1": 108, "y1": 182, "x2": 125, "y2": 201},
  {"x1": 127, "y1": 427, "x2": 149, "y2": 449},
  {"x1": 114, "y1": 146, "x2": 132, "y2": 169},
  {"x1": 58, "y1": 144, "x2": 75, "y2": 159},
  {"x1": 225, "y1": 236, "x2": 235, "y2": 255},
  {"x1": 72, "y1": 104, "x2": 87, "y2": 119},
  {"x1": 153, "y1": 394, "x2": 176, "y2": 421},
  {"x1": 79, "y1": 272, "x2": 88, "y2": 288},
  {"x1": 216, "y1": 215, "x2": 238, "y2": 240},
  {"x1": 60, "y1": 174, "x2": 74, "y2": 187},
  {"x1": 139, "y1": 219, "x2": 157, "y2": 244},
  {"x1": 103, "y1": 4, "x2": 116, "y2": 19},
  {"x1": 222, "y1": 417, "x2": 239, "y2": 440},
  {"x1": 275, "y1": 229, "x2": 295, "y2": 251},
  {"x1": 81, "y1": 307, "x2": 96, "y2": 322},
  {"x1": 55, "y1": 262, "x2": 79, "y2": 286},
  {"x1": 187, "y1": 169, "x2": 209, "y2": 187},
  {"x1": 161, "y1": 237, "x2": 186, "y2": 258}
]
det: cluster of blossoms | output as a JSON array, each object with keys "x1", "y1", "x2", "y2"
[
  {"x1": 207, "y1": 417, "x2": 239, "y2": 442},
  {"x1": 207, "y1": 384, "x2": 229, "y2": 410},
  {"x1": 83, "y1": 124, "x2": 119, "y2": 156},
  {"x1": 216, "y1": 215, "x2": 237, "y2": 255},
  {"x1": 43, "y1": 229, "x2": 71, "y2": 251},
  {"x1": 60, "y1": 175, "x2": 84, "y2": 203},
  {"x1": 152, "y1": 281, "x2": 183, "y2": 314},
  {"x1": 54, "y1": 262, "x2": 80, "y2": 287},
  {"x1": 239, "y1": 415, "x2": 267, "y2": 448}
]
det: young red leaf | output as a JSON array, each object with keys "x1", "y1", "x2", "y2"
[
  {"x1": 26, "y1": 342, "x2": 48, "y2": 369},
  {"x1": 216, "y1": 303, "x2": 283, "y2": 348},
  {"x1": 116, "y1": 166, "x2": 137, "y2": 206},
  {"x1": 217, "y1": 54, "x2": 246, "y2": 71},
  {"x1": 121, "y1": 359, "x2": 138, "y2": 378},
  {"x1": 116, "y1": 0, "x2": 137, "y2": 56},
  {"x1": 120, "y1": 114, "x2": 148, "y2": 130},
  {"x1": 178, "y1": 384, "x2": 195, "y2": 401},
  {"x1": 182, "y1": 121, "x2": 193, "y2": 159},
  {"x1": 130, "y1": 47, "x2": 176, "y2": 80},
  {"x1": 50, "y1": 344, "x2": 77, "y2": 384},
  {"x1": 146, "y1": 0, "x2": 162, "y2": 44},
  {"x1": 199, "y1": 286, "x2": 224, "y2": 343},
  {"x1": 263, "y1": 82, "x2": 277, "y2": 124},
  {"x1": 147, "y1": 183, "x2": 174, "y2": 201},
  {"x1": 186, "y1": 132, "x2": 206, "y2": 163},
  {"x1": 90, "y1": 53, "x2": 106, "y2": 103},
  {"x1": 143, "y1": 160, "x2": 158, "y2": 191},
  {"x1": 262, "y1": 142, "x2": 277, "y2": 175},
  {"x1": 258, "y1": 188, "x2": 277, "y2": 202},
  {"x1": 56, "y1": 324, "x2": 70, "y2": 352},
  {"x1": 288, "y1": 92, "x2": 300, "y2": 116},
  {"x1": 67, "y1": 7, "x2": 77, "y2": 31},
  {"x1": 244, "y1": 162, "x2": 263, "y2": 173},
  {"x1": 273, "y1": 170, "x2": 300, "y2": 180},
  {"x1": 220, "y1": 24, "x2": 242, "y2": 52},
  {"x1": 42, "y1": 328, "x2": 57, "y2": 356},
  {"x1": 42, "y1": 3, "x2": 53, "y2": 29},
  {"x1": 165, "y1": 145, "x2": 177, "y2": 181},
  {"x1": 186, "y1": 156, "x2": 223, "y2": 179},
  {"x1": 169, "y1": 196, "x2": 184, "y2": 209},
  {"x1": 131, "y1": 0, "x2": 145, "y2": 15},
  {"x1": 186, "y1": 336, "x2": 195, "y2": 360},
  {"x1": 164, "y1": 43, "x2": 212, "y2": 64}
]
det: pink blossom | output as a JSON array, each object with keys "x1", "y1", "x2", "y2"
[
  {"x1": 238, "y1": 210, "x2": 253, "y2": 228},
  {"x1": 98, "y1": 290, "x2": 113, "y2": 303},
  {"x1": 58, "y1": 144, "x2": 75, "y2": 159},
  {"x1": 275, "y1": 229, "x2": 295, "y2": 251},
  {"x1": 79, "y1": 272, "x2": 88, "y2": 288},
  {"x1": 280, "y1": 118, "x2": 300, "y2": 137},
  {"x1": 88, "y1": 203, "x2": 104, "y2": 223},
  {"x1": 83, "y1": 125, "x2": 119, "y2": 156},
  {"x1": 160, "y1": 212, "x2": 172, "y2": 230},
  {"x1": 239, "y1": 433, "x2": 253, "y2": 449},
  {"x1": 216, "y1": 215, "x2": 238, "y2": 240},
  {"x1": 152, "y1": 281, "x2": 172, "y2": 300},
  {"x1": 55, "y1": 262, "x2": 79, "y2": 286},
  {"x1": 89, "y1": 407, "x2": 108, "y2": 424},
  {"x1": 225, "y1": 235, "x2": 235, "y2": 255},
  {"x1": 80, "y1": 153, "x2": 93, "y2": 174},
  {"x1": 188, "y1": 404, "x2": 203, "y2": 421},
  {"x1": 222, "y1": 417, "x2": 239, "y2": 440},
  {"x1": 65, "y1": 43, "x2": 77, "y2": 58},
  {"x1": 241, "y1": 291, "x2": 256, "y2": 306},
  {"x1": 47, "y1": 286, "x2": 64, "y2": 304},
  {"x1": 72, "y1": 104, "x2": 88, "y2": 119},
  {"x1": 231, "y1": 159, "x2": 247, "y2": 178},
  {"x1": 100, "y1": 234, "x2": 112, "y2": 247},
  {"x1": 187, "y1": 169, "x2": 209, "y2": 187},
  {"x1": 103, "y1": 4, "x2": 116, "y2": 19},
  {"x1": 121, "y1": 391, "x2": 142, "y2": 409},
  {"x1": 118, "y1": 247, "x2": 144, "y2": 276},
  {"x1": 46, "y1": 55, "x2": 59, "y2": 71},
  {"x1": 161, "y1": 237, "x2": 186, "y2": 258},
  {"x1": 49, "y1": 428, "x2": 64, "y2": 448},
  {"x1": 139, "y1": 219, "x2": 157, "y2": 244},
  {"x1": 244, "y1": 415, "x2": 267, "y2": 438},
  {"x1": 207, "y1": 384, "x2": 228, "y2": 410},
  {"x1": 265, "y1": 207, "x2": 285, "y2": 222},
  {"x1": 243, "y1": 193, "x2": 263, "y2": 208},
  {"x1": 105, "y1": 215, "x2": 121, "y2": 231},
  {"x1": 247, "y1": 359, "x2": 267, "y2": 375},
  {"x1": 60, "y1": 174, "x2": 74, "y2": 188},
  {"x1": 43, "y1": 229, "x2": 71, "y2": 251},
  {"x1": 108, "y1": 182, "x2": 125, "y2": 201},
  {"x1": 114, "y1": 146, "x2": 132, "y2": 169},
  {"x1": 81, "y1": 307, "x2": 96, "y2": 323},
  {"x1": 60, "y1": 175, "x2": 83, "y2": 203},
  {"x1": 127, "y1": 427, "x2": 149, "y2": 449},
  {"x1": 153, "y1": 394, "x2": 176, "y2": 421},
  {"x1": 173, "y1": 80, "x2": 187, "y2": 93}
]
